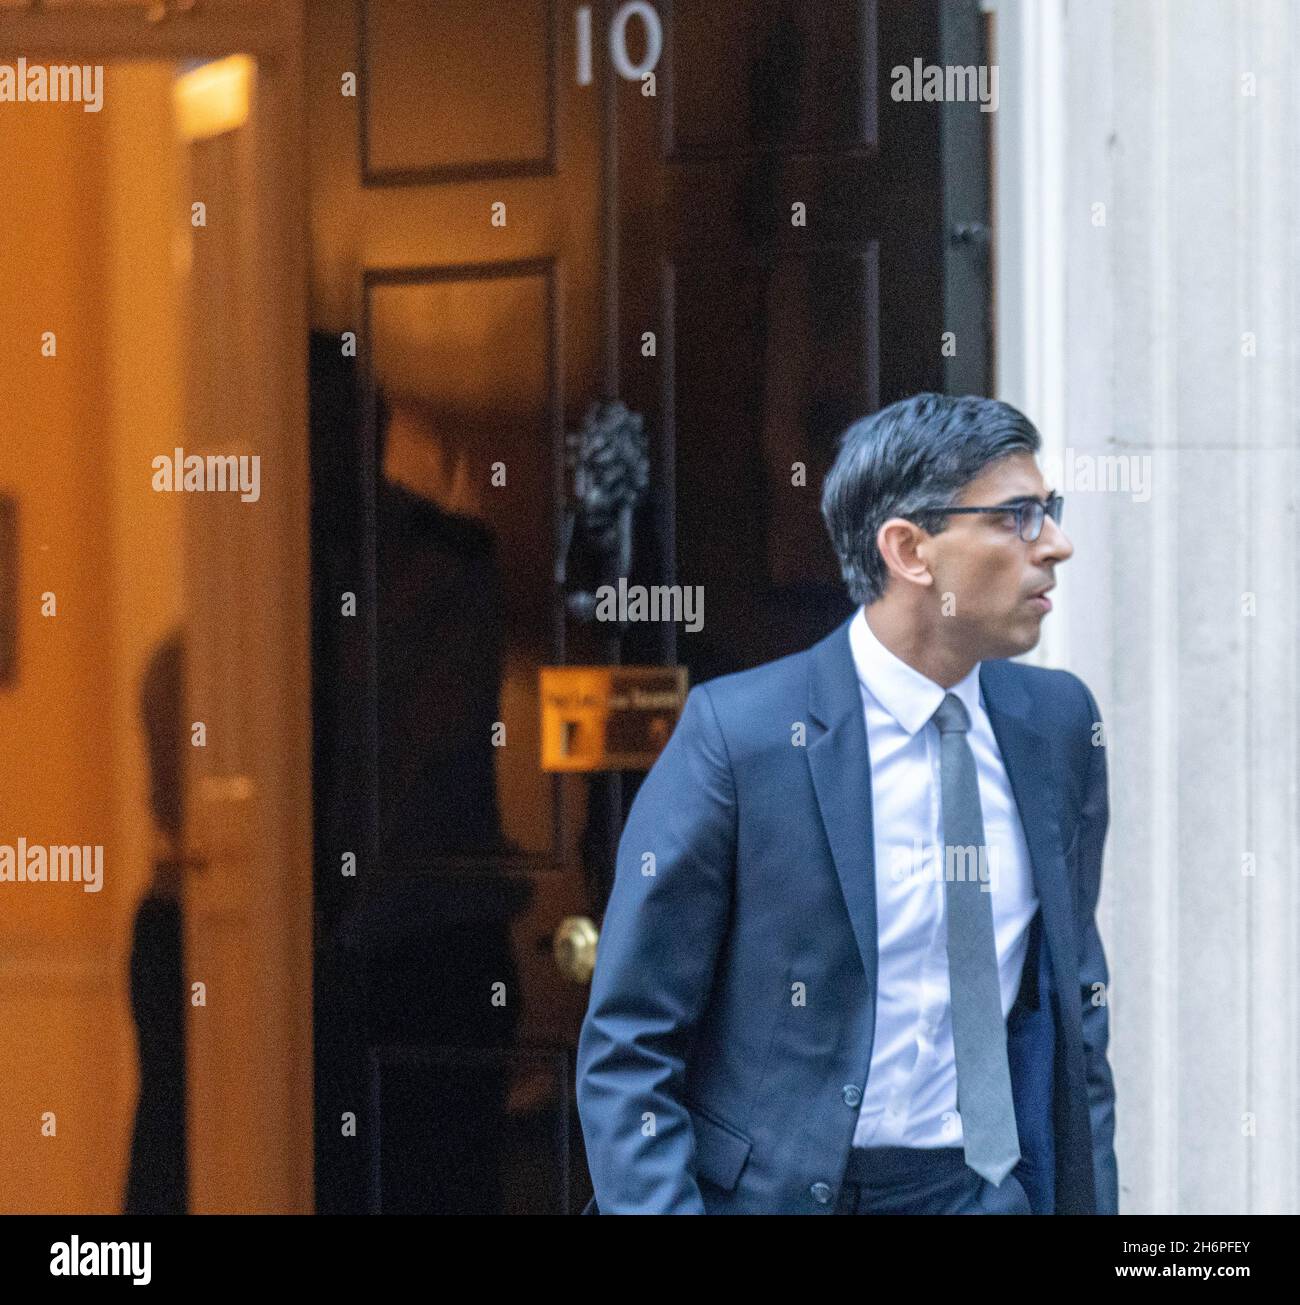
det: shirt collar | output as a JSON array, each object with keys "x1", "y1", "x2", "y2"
[{"x1": 847, "y1": 605, "x2": 983, "y2": 738}]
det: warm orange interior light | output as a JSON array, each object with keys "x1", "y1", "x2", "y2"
[{"x1": 172, "y1": 55, "x2": 252, "y2": 142}]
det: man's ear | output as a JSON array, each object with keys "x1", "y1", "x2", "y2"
[{"x1": 876, "y1": 517, "x2": 935, "y2": 591}]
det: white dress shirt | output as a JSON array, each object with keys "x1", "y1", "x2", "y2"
[{"x1": 848, "y1": 605, "x2": 1040, "y2": 1149}]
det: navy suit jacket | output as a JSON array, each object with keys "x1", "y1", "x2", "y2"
[{"x1": 576, "y1": 613, "x2": 1119, "y2": 1214}]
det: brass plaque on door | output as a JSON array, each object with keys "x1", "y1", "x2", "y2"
[{"x1": 540, "y1": 666, "x2": 688, "y2": 772}]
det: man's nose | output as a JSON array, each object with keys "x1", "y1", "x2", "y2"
[{"x1": 1035, "y1": 514, "x2": 1073, "y2": 562}]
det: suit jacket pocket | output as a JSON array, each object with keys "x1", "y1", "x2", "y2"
[
  {"x1": 685, "y1": 1098, "x2": 754, "y2": 1193},
  {"x1": 578, "y1": 1102, "x2": 753, "y2": 1212}
]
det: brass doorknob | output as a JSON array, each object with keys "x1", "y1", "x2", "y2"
[{"x1": 553, "y1": 915, "x2": 599, "y2": 984}]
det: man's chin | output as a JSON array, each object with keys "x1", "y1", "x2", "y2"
[
  {"x1": 1012, "y1": 622, "x2": 1044, "y2": 655},
  {"x1": 986, "y1": 621, "x2": 1042, "y2": 660}
]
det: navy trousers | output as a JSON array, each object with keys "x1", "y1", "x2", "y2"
[{"x1": 836, "y1": 1145, "x2": 1033, "y2": 1215}]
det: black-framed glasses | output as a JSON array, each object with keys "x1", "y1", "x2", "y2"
[{"x1": 940, "y1": 493, "x2": 1064, "y2": 542}]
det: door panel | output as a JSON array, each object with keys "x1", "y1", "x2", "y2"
[
  {"x1": 368, "y1": 266, "x2": 560, "y2": 863},
  {"x1": 309, "y1": 0, "x2": 600, "y2": 1215},
  {"x1": 360, "y1": 0, "x2": 555, "y2": 183},
  {"x1": 618, "y1": 0, "x2": 945, "y2": 682}
]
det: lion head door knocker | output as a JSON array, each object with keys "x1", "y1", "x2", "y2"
[{"x1": 556, "y1": 399, "x2": 650, "y2": 634}]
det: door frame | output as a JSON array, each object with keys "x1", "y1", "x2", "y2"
[{"x1": 0, "y1": 0, "x2": 313, "y2": 1212}]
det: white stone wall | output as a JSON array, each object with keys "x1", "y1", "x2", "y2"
[{"x1": 992, "y1": 0, "x2": 1299, "y2": 1214}]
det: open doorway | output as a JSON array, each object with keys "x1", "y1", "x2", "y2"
[{"x1": 0, "y1": 41, "x2": 310, "y2": 1215}]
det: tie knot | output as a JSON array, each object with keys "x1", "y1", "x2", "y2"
[{"x1": 932, "y1": 692, "x2": 970, "y2": 734}]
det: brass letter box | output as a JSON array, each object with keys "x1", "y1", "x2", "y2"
[{"x1": 540, "y1": 666, "x2": 688, "y2": 772}]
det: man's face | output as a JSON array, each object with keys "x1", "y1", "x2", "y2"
[{"x1": 922, "y1": 451, "x2": 1073, "y2": 659}]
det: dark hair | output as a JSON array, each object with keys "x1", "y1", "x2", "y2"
[{"x1": 820, "y1": 392, "x2": 1041, "y2": 605}]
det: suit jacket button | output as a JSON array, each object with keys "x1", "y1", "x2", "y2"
[
  {"x1": 842, "y1": 1084, "x2": 862, "y2": 1107},
  {"x1": 810, "y1": 1182, "x2": 833, "y2": 1204}
]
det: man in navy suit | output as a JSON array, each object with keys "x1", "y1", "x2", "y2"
[{"x1": 576, "y1": 393, "x2": 1118, "y2": 1214}]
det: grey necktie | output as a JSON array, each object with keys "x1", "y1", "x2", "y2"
[{"x1": 932, "y1": 692, "x2": 1021, "y2": 1186}]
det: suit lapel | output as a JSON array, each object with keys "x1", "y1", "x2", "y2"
[
  {"x1": 804, "y1": 615, "x2": 1081, "y2": 1050},
  {"x1": 806, "y1": 616, "x2": 879, "y2": 992},
  {"x1": 979, "y1": 660, "x2": 1082, "y2": 1046}
]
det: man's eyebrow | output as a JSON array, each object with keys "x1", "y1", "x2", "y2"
[{"x1": 993, "y1": 489, "x2": 1054, "y2": 507}]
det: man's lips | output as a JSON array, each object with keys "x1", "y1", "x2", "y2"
[{"x1": 1027, "y1": 584, "x2": 1054, "y2": 613}]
